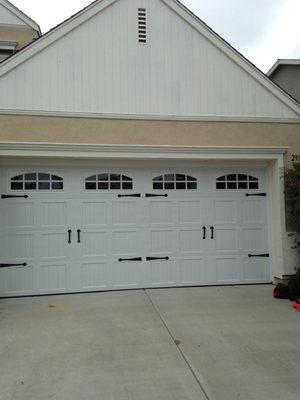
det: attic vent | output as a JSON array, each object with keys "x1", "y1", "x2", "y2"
[{"x1": 138, "y1": 8, "x2": 147, "y2": 44}]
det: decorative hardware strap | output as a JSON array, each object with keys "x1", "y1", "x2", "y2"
[
  {"x1": 0, "y1": 263, "x2": 27, "y2": 268},
  {"x1": 245, "y1": 193, "x2": 267, "y2": 197},
  {"x1": 248, "y1": 253, "x2": 270, "y2": 258},
  {"x1": 1, "y1": 195, "x2": 28, "y2": 199}
]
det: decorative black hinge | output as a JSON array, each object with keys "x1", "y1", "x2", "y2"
[
  {"x1": 146, "y1": 257, "x2": 169, "y2": 261},
  {"x1": 1, "y1": 195, "x2": 28, "y2": 199},
  {"x1": 118, "y1": 194, "x2": 141, "y2": 198},
  {"x1": 0, "y1": 263, "x2": 27, "y2": 268},
  {"x1": 145, "y1": 194, "x2": 168, "y2": 198},
  {"x1": 245, "y1": 193, "x2": 267, "y2": 197},
  {"x1": 248, "y1": 253, "x2": 270, "y2": 258},
  {"x1": 119, "y1": 257, "x2": 142, "y2": 262}
]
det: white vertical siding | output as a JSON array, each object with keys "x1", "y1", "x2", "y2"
[
  {"x1": 0, "y1": 0, "x2": 298, "y2": 118},
  {"x1": 0, "y1": 3, "x2": 25, "y2": 25}
]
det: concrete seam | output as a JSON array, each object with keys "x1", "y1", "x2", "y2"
[{"x1": 144, "y1": 289, "x2": 210, "y2": 400}]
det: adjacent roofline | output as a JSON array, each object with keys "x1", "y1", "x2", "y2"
[
  {"x1": 0, "y1": 0, "x2": 41, "y2": 35},
  {"x1": 0, "y1": 0, "x2": 299, "y2": 116},
  {"x1": 267, "y1": 59, "x2": 300, "y2": 77},
  {"x1": 0, "y1": 40, "x2": 17, "y2": 50}
]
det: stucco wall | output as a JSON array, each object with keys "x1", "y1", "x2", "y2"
[
  {"x1": 0, "y1": 114, "x2": 299, "y2": 166},
  {"x1": 270, "y1": 65, "x2": 300, "y2": 104},
  {"x1": 0, "y1": 26, "x2": 39, "y2": 50}
]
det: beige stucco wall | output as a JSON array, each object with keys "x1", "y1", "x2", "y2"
[
  {"x1": 0, "y1": 114, "x2": 299, "y2": 166},
  {"x1": 0, "y1": 26, "x2": 39, "y2": 50}
]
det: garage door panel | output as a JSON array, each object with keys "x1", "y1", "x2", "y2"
[
  {"x1": 4, "y1": 202, "x2": 34, "y2": 228},
  {"x1": 150, "y1": 230, "x2": 175, "y2": 254},
  {"x1": 36, "y1": 264, "x2": 67, "y2": 292},
  {"x1": 112, "y1": 201, "x2": 139, "y2": 225},
  {"x1": 242, "y1": 257, "x2": 270, "y2": 282},
  {"x1": 82, "y1": 231, "x2": 108, "y2": 257},
  {"x1": 149, "y1": 201, "x2": 175, "y2": 225},
  {"x1": 179, "y1": 201, "x2": 203, "y2": 224},
  {"x1": 215, "y1": 257, "x2": 239, "y2": 283},
  {"x1": 81, "y1": 262, "x2": 109, "y2": 290},
  {"x1": 113, "y1": 230, "x2": 140, "y2": 256},
  {"x1": 111, "y1": 261, "x2": 145, "y2": 288},
  {"x1": 0, "y1": 165, "x2": 271, "y2": 296},
  {"x1": 4, "y1": 233, "x2": 34, "y2": 260},
  {"x1": 82, "y1": 201, "x2": 108, "y2": 226},
  {"x1": 40, "y1": 232, "x2": 68, "y2": 260},
  {"x1": 180, "y1": 258, "x2": 205, "y2": 284},
  {"x1": 40, "y1": 202, "x2": 67, "y2": 227},
  {"x1": 179, "y1": 229, "x2": 204, "y2": 253},
  {"x1": 214, "y1": 228, "x2": 238, "y2": 252},
  {"x1": 242, "y1": 228, "x2": 267, "y2": 252},
  {"x1": 241, "y1": 199, "x2": 266, "y2": 224},
  {"x1": 1, "y1": 265, "x2": 34, "y2": 294},
  {"x1": 149, "y1": 259, "x2": 177, "y2": 286},
  {"x1": 213, "y1": 200, "x2": 237, "y2": 224}
]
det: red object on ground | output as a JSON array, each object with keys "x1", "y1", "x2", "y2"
[{"x1": 292, "y1": 300, "x2": 300, "y2": 311}]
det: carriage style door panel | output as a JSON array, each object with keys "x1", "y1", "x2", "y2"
[
  {"x1": 0, "y1": 170, "x2": 76, "y2": 296},
  {"x1": 207, "y1": 171, "x2": 270, "y2": 284},
  {"x1": 144, "y1": 171, "x2": 210, "y2": 286},
  {"x1": 75, "y1": 171, "x2": 146, "y2": 290},
  {"x1": 0, "y1": 165, "x2": 271, "y2": 297}
]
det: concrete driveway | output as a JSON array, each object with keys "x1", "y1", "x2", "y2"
[{"x1": 0, "y1": 285, "x2": 299, "y2": 400}]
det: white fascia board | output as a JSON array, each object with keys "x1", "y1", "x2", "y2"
[
  {"x1": 0, "y1": 0, "x2": 41, "y2": 34},
  {"x1": 267, "y1": 59, "x2": 300, "y2": 77},
  {"x1": 0, "y1": 109, "x2": 300, "y2": 123},
  {"x1": 0, "y1": 142, "x2": 289, "y2": 160}
]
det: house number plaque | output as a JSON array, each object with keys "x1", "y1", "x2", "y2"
[{"x1": 291, "y1": 154, "x2": 300, "y2": 162}]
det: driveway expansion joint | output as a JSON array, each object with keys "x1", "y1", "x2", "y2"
[{"x1": 144, "y1": 289, "x2": 211, "y2": 400}]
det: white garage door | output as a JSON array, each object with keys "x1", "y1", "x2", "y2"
[{"x1": 0, "y1": 166, "x2": 271, "y2": 297}]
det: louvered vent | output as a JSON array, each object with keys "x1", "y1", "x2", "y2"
[{"x1": 138, "y1": 8, "x2": 146, "y2": 44}]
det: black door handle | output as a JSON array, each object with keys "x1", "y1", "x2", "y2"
[
  {"x1": 77, "y1": 229, "x2": 81, "y2": 243},
  {"x1": 119, "y1": 257, "x2": 142, "y2": 262},
  {"x1": 146, "y1": 257, "x2": 169, "y2": 261},
  {"x1": 1, "y1": 195, "x2": 28, "y2": 199},
  {"x1": 68, "y1": 230, "x2": 72, "y2": 244},
  {"x1": 0, "y1": 263, "x2": 27, "y2": 268},
  {"x1": 118, "y1": 194, "x2": 141, "y2": 198},
  {"x1": 202, "y1": 226, "x2": 206, "y2": 239},
  {"x1": 210, "y1": 226, "x2": 214, "y2": 239},
  {"x1": 145, "y1": 194, "x2": 168, "y2": 197}
]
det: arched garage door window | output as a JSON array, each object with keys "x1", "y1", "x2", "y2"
[
  {"x1": 85, "y1": 173, "x2": 133, "y2": 190},
  {"x1": 11, "y1": 173, "x2": 63, "y2": 190},
  {"x1": 216, "y1": 174, "x2": 259, "y2": 190},
  {"x1": 153, "y1": 174, "x2": 197, "y2": 190}
]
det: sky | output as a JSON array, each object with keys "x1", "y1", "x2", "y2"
[{"x1": 11, "y1": 0, "x2": 300, "y2": 73}]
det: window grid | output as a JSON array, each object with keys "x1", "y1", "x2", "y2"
[
  {"x1": 10, "y1": 173, "x2": 63, "y2": 191},
  {"x1": 216, "y1": 174, "x2": 259, "y2": 190},
  {"x1": 85, "y1": 173, "x2": 133, "y2": 190},
  {"x1": 153, "y1": 174, "x2": 197, "y2": 190}
]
